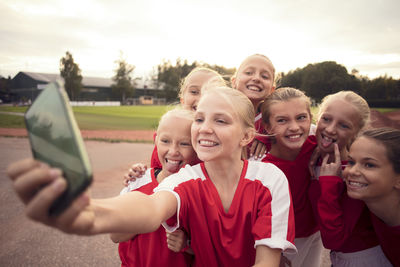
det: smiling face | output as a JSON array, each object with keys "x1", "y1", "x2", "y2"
[
  {"x1": 231, "y1": 55, "x2": 275, "y2": 108},
  {"x1": 316, "y1": 99, "x2": 360, "y2": 158},
  {"x1": 344, "y1": 136, "x2": 400, "y2": 202},
  {"x1": 191, "y1": 91, "x2": 253, "y2": 163},
  {"x1": 266, "y1": 98, "x2": 311, "y2": 158},
  {"x1": 156, "y1": 113, "x2": 197, "y2": 175},
  {"x1": 181, "y1": 71, "x2": 219, "y2": 111}
]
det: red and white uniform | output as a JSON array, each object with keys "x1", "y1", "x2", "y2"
[
  {"x1": 119, "y1": 169, "x2": 192, "y2": 267},
  {"x1": 370, "y1": 212, "x2": 400, "y2": 266},
  {"x1": 262, "y1": 135, "x2": 318, "y2": 238},
  {"x1": 309, "y1": 172, "x2": 379, "y2": 252},
  {"x1": 154, "y1": 160, "x2": 296, "y2": 267}
]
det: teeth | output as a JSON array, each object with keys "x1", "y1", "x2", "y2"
[
  {"x1": 247, "y1": 85, "x2": 261, "y2": 92},
  {"x1": 166, "y1": 159, "x2": 180, "y2": 165},
  {"x1": 348, "y1": 181, "x2": 367, "y2": 187},
  {"x1": 321, "y1": 134, "x2": 335, "y2": 148},
  {"x1": 288, "y1": 134, "x2": 301, "y2": 139},
  {"x1": 199, "y1": 140, "x2": 217, "y2": 146}
]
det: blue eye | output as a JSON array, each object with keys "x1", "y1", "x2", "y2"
[
  {"x1": 340, "y1": 123, "x2": 349, "y2": 129},
  {"x1": 365, "y1": 162, "x2": 375, "y2": 168},
  {"x1": 180, "y1": 142, "x2": 191, "y2": 146},
  {"x1": 347, "y1": 160, "x2": 355, "y2": 166}
]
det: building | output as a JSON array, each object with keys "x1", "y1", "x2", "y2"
[{"x1": 10, "y1": 71, "x2": 166, "y2": 104}]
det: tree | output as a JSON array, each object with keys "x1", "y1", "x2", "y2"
[
  {"x1": 280, "y1": 61, "x2": 355, "y2": 102},
  {"x1": 59, "y1": 51, "x2": 83, "y2": 100},
  {"x1": 154, "y1": 58, "x2": 236, "y2": 102},
  {"x1": 112, "y1": 54, "x2": 135, "y2": 103}
]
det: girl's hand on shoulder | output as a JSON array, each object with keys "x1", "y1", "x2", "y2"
[
  {"x1": 250, "y1": 140, "x2": 267, "y2": 160},
  {"x1": 166, "y1": 229, "x2": 188, "y2": 252},
  {"x1": 309, "y1": 147, "x2": 321, "y2": 180},
  {"x1": 320, "y1": 143, "x2": 342, "y2": 177},
  {"x1": 7, "y1": 158, "x2": 94, "y2": 234},
  {"x1": 123, "y1": 163, "x2": 147, "y2": 186}
]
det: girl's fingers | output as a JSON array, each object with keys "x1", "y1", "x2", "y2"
[
  {"x1": 321, "y1": 153, "x2": 329, "y2": 166},
  {"x1": 7, "y1": 158, "x2": 43, "y2": 181},
  {"x1": 13, "y1": 167, "x2": 62, "y2": 204},
  {"x1": 249, "y1": 141, "x2": 257, "y2": 157},
  {"x1": 25, "y1": 177, "x2": 67, "y2": 223},
  {"x1": 334, "y1": 143, "x2": 340, "y2": 163}
]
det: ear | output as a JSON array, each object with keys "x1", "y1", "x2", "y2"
[
  {"x1": 270, "y1": 85, "x2": 275, "y2": 93},
  {"x1": 240, "y1": 128, "x2": 256, "y2": 147},
  {"x1": 180, "y1": 98, "x2": 184, "y2": 104},
  {"x1": 231, "y1": 76, "x2": 237, "y2": 89}
]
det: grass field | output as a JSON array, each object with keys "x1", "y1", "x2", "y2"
[
  {"x1": 0, "y1": 105, "x2": 170, "y2": 130},
  {"x1": 0, "y1": 105, "x2": 398, "y2": 130}
]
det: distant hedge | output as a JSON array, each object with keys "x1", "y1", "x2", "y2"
[{"x1": 367, "y1": 99, "x2": 400, "y2": 108}]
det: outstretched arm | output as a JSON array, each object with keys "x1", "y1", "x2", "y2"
[
  {"x1": 7, "y1": 158, "x2": 177, "y2": 236},
  {"x1": 253, "y1": 245, "x2": 281, "y2": 267}
]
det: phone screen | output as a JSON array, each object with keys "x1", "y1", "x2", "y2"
[{"x1": 25, "y1": 81, "x2": 92, "y2": 215}]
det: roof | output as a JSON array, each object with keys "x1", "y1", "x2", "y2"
[{"x1": 20, "y1": 72, "x2": 113, "y2": 87}]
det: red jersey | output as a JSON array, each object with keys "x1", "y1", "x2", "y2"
[
  {"x1": 262, "y1": 135, "x2": 318, "y2": 238},
  {"x1": 154, "y1": 160, "x2": 296, "y2": 267},
  {"x1": 118, "y1": 169, "x2": 192, "y2": 267},
  {"x1": 309, "y1": 173, "x2": 379, "y2": 252},
  {"x1": 370, "y1": 212, "x2": 400, "y2": 266}
]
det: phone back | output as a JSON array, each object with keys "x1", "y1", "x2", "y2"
[{"x1": 25, "y1": 80, "x2": 92, "y2": 215}]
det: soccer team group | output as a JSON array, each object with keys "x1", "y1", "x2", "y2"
[{"x1": 7, "y1": 54, "x2": 400, "y2": 267}]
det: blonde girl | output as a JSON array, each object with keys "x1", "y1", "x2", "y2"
[
  {"x1": 309, "y1": 91, "x2": 392, "y2": 266},
  {"x1": 112, "y1": 108, "x2": 196, "y2": 267},
  {"x1": 149, "y1": 67, "x2": 225, "y2": 170},
  {"x1": 8, "y1": 86, "x2": 296, "y2": 266},
  {"x1": 231, "y1": 54, "x2": 276, "y2": 159},
  {"x1": 260, "y1": 87, "x2": 322, "y2": 267},
  {"x1": 344, "y1": 127, "x2": 400, "y2": 266}
]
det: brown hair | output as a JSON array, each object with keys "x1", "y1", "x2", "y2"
[
  {"x1": 359, "y1": 127, "x2": 400, "y2": 174},
  {"x1": 261, "y1": 87, "x2": 311, "y2": 126}
]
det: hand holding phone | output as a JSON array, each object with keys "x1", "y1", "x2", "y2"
[{"x1": 24, "y1": 81, "x2": 92, "y2": 215}]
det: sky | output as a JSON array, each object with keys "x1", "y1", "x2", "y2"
[{"x1": 1, "y1": 0, "x2": 400, "y2": 82}]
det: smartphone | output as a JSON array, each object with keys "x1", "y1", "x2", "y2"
[{"x1": 24, "y1": 80, "x2": 92, "y2": 216}]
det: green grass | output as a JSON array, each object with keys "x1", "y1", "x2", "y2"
[
  {"x1": 0, "y1": 113, "x2": 26, "y2": 128},
  {"x1": 0, "y1": 105, "x2": 170, "y2": 130},
  {"x1": 373, "y1": 108, "x2": 398, "y2": 113}
]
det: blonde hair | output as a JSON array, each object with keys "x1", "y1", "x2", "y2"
[
  {"x1": 157, "y1": 107, "x2": 195, "y2": 134},
  {"x1": 201, "y1": 86, "x2": 255, "y2": 131},
  {"x1": 178, "y1": 67, "x2": 225, "y2": 99},
  {"x1": 261, "y1": 87, "x2": 311, "y2": 126},
  {"x1": 318, "y1": 91, "x2": 370, "y2": 131},
  {"x1": 231, "y1": 54, "x2": 276, "y2": 85}
]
